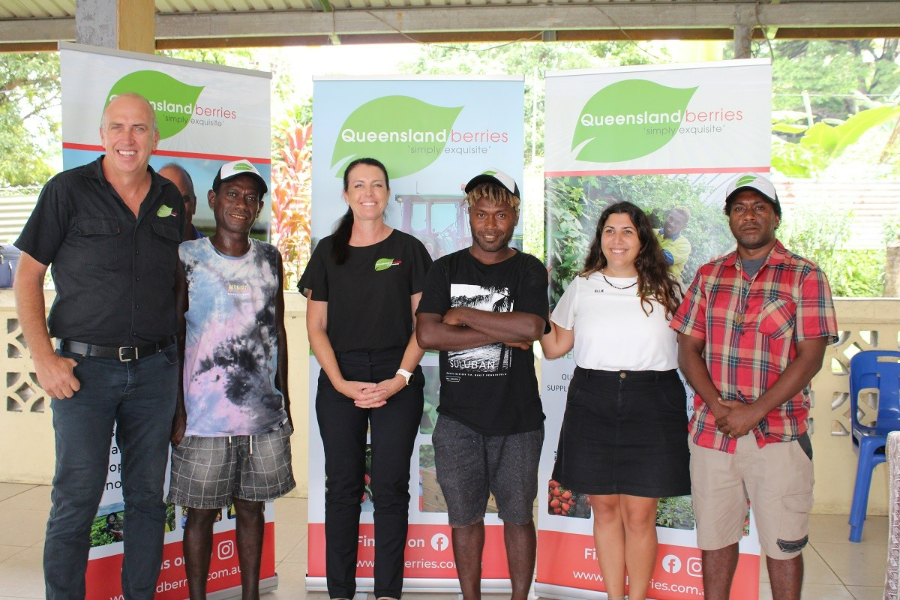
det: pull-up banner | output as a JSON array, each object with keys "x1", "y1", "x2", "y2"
[
  {"x1": 60, "y1": 42, "x2": 274, "y2": 600},
  {"x1": 309, "y1": 75, "x2": 525, "y2": 594},
  {"x1": 539, "y1": 59, "x2": 772, "y2": 600},
  {"x1": 60, "y1": 42, "x2": 272, "y2": 235}
]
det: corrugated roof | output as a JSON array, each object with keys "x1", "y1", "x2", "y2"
[{"x1": 0, "y1": 0, "x2": 898, "y2": 50}]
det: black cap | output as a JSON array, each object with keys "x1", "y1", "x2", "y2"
[{"x1": 464, "y1": 169, "x2": 520, "y2": 199}]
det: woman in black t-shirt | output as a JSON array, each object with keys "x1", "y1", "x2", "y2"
[{"x1": 298, "y1": 158, "x2": 432, "y2": 600}]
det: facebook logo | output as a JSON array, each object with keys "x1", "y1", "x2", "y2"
[
  {"x1": 431, "y1": 533, "x2": 449, "y2": 552},
  {"x1": 661, "y1": 554, "x2": 682, "y2": 574}
]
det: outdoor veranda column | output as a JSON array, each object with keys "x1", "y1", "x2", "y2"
[
  {"x1": 734, "y1": 24, "x2": 752, "y2": 59},
  {"x1": 886, "y1": 235, "x2": 900, "y2": 297},
  {"x1": 75, "y1": 0, "x2": 155, "y2": 54}
]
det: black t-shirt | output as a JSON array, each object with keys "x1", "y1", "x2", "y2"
[
  {"x1": 417, "y1": 249, "x2": 549, "y2": 436},
  {"x1": 298, "y1": 230, "x2": 432, "y2": 352},
  {"x1": 15, "y1": 156, "x2": 185, "y2": 346}
]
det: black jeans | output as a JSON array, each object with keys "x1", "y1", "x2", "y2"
[{"x1": 316, "y1": 347, "x2": 424, "y2": 599}]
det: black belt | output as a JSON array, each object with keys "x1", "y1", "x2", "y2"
[{"x1": 58, "y1": 339, "x2": 173, "y2": 362}]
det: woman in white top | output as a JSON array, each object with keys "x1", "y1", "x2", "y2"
[{"x1": 542, "y1": 201, "x2": 689, "y2": 600}]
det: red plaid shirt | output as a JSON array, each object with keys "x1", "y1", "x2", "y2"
[{"x1": 671, "y1": 241, "x2": 837, "y2": 453}]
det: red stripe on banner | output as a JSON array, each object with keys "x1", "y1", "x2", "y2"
[
  {"x1": 308, "y1": 522, "x2": 511, "y2": 580},
  {"x1": 544, "y1": 166, "x2": 770, "y2": 177},
  {"x1": 86, "y1": 522, "x2": 276, "y2": 599},
  {"x1": 536, "y1": 530, "x2": 760, "y2": 599},
  {"x1": 62, "y1": 143, "x2": 271, "y2": 164}
]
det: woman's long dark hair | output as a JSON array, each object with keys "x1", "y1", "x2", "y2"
[
  {"x1": 580, "y1": 201, "x2": 682, "y2": 318},
  {"x1": 331, "y1": 157, "x2": 390, "y2": 265}
]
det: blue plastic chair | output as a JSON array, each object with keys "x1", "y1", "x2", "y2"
[{"x1": 848, "y1": 350, "x2": 900, "y2": 542}]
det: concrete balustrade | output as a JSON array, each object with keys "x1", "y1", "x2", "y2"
[{"x1": 1, "y1": 289, "x2": 897, "y2": 514}]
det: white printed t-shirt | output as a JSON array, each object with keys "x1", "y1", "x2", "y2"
[{"x1": 551, "y1": 272, "x2": 677, "y2": 371}]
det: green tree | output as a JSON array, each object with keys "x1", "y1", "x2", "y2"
[
  {"x1": 0, "y1": 52, "x2": 60, "y2": 187},
  {"x1": 760, "y1": 39, "x2": 900, "y2": 177},
  {"x1": 762, "y1": 40, "x2": 900, "y2": 120}
]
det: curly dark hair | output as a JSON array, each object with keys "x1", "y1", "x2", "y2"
[{"x1": 580, "y1": 201, "x2": 682, "y2": 318}]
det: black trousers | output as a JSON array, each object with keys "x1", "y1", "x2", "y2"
[{"x1": 316, "y1": 347, "x2": 424, "y2": 599}]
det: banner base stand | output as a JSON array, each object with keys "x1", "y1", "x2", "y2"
[
  {"x1": 305, "y1": 577, "x2": 513, "y2": 595},
  {"x1": 204, "y1": 575, "x2": 278, "y2": 599},
  {"x1": 534, "y1": 583, "x2": 612, "y2": 600}
]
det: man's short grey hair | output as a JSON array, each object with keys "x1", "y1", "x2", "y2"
[{"x1": 101, "y1": 92, "x2": 159, "y2": 133}]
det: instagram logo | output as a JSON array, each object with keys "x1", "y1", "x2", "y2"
[
  {"x1": 661, "y1": 554, "x2": 682, "y2": 574},
  {"x1": 687, "y1": 557, "x2": 703, "y2": 577},
  {"x1": 431, "y1": 533, "x2": 449, "y2": 552},
  {"x1": 217, "y1": 540, "x2": 235, "y2": 560}
]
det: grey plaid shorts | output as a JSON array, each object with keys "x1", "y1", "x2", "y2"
[
  {"x1": 432, "y1": 416, "x2": 543, "y2": 527},
  {"x1": 167, "y1": 422, "x2": 296, "y2": 508}
]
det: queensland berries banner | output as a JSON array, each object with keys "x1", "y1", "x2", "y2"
[
  {"x1": 538, "y1": 59, "x2": 772, "y2": 600},
  {"x1": 60, "y1": 42, "x2": 274, "y2": 600},
  {"x1": 308, "y1": 75, "x2": 525, "y2": 594}
]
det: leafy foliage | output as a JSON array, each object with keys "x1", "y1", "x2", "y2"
[
  {"x1": 656, "y1": 495, "x2": 695, "y2": 530},
  {"x1": 754, "y1": 40, "x2": 900, "y2": 119},
  {"x1": 779, "y1": 205, "x2": 885, "y2": 297},
  {"x1": 0, "y1": 53, "x2": 60, "y2": 187},
  {"x1": 772, "y1": 106, "x2": 900, "y2": 177},
  {"x1": 763, "y1": 40, "x2": 900, "y2": 178},
  {"x1": 165, "y1": 503, "x2": 176, "y2": 532},
  {"x1": 89, "y1": 513, "x2": 121, "y2": 547},
  {"x1": 546, "y1": 174, "x2": 731, "y2": 304},
  {"x1": 271, "y1": 119, "x2": 312, "y2": 290},
  {"x1": 419, "y1": 444, "x2": 435, "y2": 469}
]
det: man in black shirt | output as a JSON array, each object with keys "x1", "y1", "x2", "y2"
[
  {"x1": 14, "y1": 92, "x2": 184, "y2": 600},
  {"x1": 417, "y1": 169, "x2": 549, "y2": 600}
]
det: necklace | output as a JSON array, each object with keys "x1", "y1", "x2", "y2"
[
  {"x1": 733, "y1": 258, "x2": 754, "y2": 326},
  {"x1": 602, "y1": 274, "x2": 638, "y2": 290}
]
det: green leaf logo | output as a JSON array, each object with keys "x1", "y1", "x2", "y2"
[
  {"x1": 107, "y1": 71, "x2": 204, "y2": 140},
  {"x1": 375, "y1": 258, "x2": 399, "y2": 271},
  {"x1": 157, "y1": 205, "x2": 174, "y2": 218},
  {"x1": 736, "y1": 175, "x2": 758, "y2": 186},
  {"x1": 233, "y1": 162, "x2": 253, "y2": 172},
  {"x1": 332, "y1": 96, "x2": 463, "y2": 179},
  {"x1": 572, "y1": 80, "x2": 697, "y2": 162}
]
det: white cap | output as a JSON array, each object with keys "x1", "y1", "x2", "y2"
[
  {"x1": 724, "y1": 172, "x2": 779, "y2": 209},
  {"x1": 213, "y1": 159, "x2": 268, "y2": 195}
]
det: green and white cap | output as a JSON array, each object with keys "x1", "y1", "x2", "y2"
[
  {"x1": 465, "y1": 169, "x2": 520, "y2": 199},
  {"x1": 724, "y1": 172, "x2": 779, "y2": 208},
  {"x1": 213, "y1": 159, "x2": 268, "y2": 195}
]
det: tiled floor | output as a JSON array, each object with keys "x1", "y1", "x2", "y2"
[{"x1": 0, "y1": 482, "x2": 889, "y2": 599}]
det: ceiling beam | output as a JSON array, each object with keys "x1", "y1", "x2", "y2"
[
  {"x1": 0, "y1": 3, "x2": 897, "y2": 47},
  {"x1": 156, "y1": 3, "x2": 900, "y2": 37}
]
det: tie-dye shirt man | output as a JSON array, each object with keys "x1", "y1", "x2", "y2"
[{"x1": 180, "y1": 237, "x2": 287, "y2": 436}]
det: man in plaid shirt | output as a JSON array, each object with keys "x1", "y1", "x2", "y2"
[{"x1": 671, "y1": 172, "x2": 837, "y2": 600}]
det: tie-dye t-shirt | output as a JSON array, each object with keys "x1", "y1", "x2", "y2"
[{"x1": 180, "y1": 238, "x2": 286, "y2": 436}]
